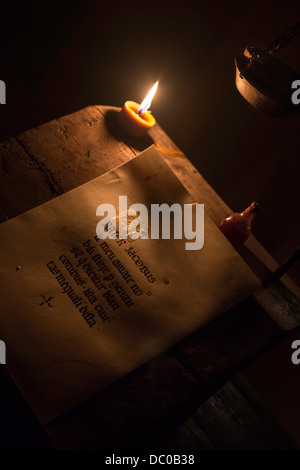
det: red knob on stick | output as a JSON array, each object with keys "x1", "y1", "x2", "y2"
[{"x1": 217, "y1": 202, "x2": 261, "y2": 247}]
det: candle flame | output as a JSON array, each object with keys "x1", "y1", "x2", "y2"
[{"x1": 138, "y1": 81, "x2": 159, "y2": 114}]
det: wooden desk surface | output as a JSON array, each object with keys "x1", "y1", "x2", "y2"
[{"x1": 0, "y1": 105, "x2": 299, "y2": 449}]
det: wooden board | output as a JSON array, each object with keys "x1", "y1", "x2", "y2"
[
  {"x1": 0, "y1": 105, "x2": 299, "y2": 449},
  {"x1": 156, "y1": 374, "x2": 296, "y2": 450}
]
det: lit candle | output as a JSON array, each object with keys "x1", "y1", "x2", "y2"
[{"x1": 119, "y1": 81, "x2": 159, "y2": 137}]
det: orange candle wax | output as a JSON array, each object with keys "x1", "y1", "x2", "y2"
[{"x1": 119, "y1": 81, "x2": 158, "y2": 137}]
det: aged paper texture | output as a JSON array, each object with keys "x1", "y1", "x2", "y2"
[{"x1": 0, "y1": 145, "x2": 260, "y2": 423}]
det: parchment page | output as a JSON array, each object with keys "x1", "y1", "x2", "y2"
[{"x1": 0, "y1": 145, "x2": 260, "y2": 423}]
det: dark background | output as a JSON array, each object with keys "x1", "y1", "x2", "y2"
[{"x1": 0, "y1": 0, "x2": 299, "y2": 447}]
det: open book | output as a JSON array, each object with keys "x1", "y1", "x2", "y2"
[{"x1": 0, "y1": 146, "x2": 260, "y2": 423}]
